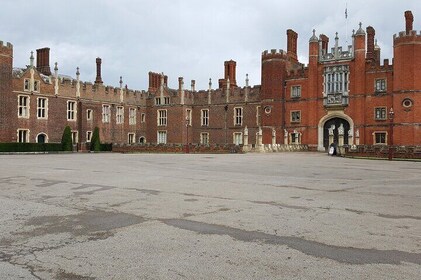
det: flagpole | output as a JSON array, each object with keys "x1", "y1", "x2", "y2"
[{"x1": 345, "y1": 2, "x2": 348, "y2": 45}]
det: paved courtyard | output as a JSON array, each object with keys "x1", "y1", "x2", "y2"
[{"x1": 0, "y1": 152, "x2": 420, "y2": 279}]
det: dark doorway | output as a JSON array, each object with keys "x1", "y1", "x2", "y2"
[
  {"x1": 323, "y1": 118, "x2": 349, "y2": 149},
  {"x1": 37, "y1": 134, "x2": 46, "y2": 144}
]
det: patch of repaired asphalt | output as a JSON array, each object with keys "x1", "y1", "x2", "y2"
[
  {"x1": 162, "y1": 219, "x2": 421, "y2": 265},
  {"x1": 22, "y1": 210, "x2": 145, "y2": 238},
  {"x1": 72, "y1": 184, "x2": 115, "y2": 195}
]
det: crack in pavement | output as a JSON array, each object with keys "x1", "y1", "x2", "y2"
[{"x1": 161, "y1": 219, "x2": 421, "y2": 265}]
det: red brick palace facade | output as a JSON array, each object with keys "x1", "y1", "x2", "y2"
[{"x1": 1, "y1": 11, "x2": 420, "y2": 151}]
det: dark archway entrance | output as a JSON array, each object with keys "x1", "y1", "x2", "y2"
[
  {"x1": 37, "y1": 133, "x2": 46, "y2": 144},
  {"x1": 323, "y1": 118, "x2": 349, "y2": 149}
]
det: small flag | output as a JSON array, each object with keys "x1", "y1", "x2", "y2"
[{"x1": 345, "y1": 8, "x2": 348, "y2": 19}]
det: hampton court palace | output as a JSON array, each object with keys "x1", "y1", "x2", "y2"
[{"x1": 1, "y1": 11, "x2": 420, "y2": 152}]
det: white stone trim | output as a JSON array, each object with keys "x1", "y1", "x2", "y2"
[
  {"x1": 35, "y1": 132, "x2": 48, "y2": 143},
  {"x1": 317, "y1": 111, "x2": 354, "y2": 151}
]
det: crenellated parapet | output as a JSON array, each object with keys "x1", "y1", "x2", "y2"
[
  {"x1": 0, "y1": 40, "x2": 13, "y2": 56},
  {"x1": 393, "y1": 30, "x2": 421, "y2": 45},
  {"x1": 261, "y1": 49, "x2": 288, "y2": 62},
  {"x1": 187, "y1": 85, "x2": 261, "y2": 106}
]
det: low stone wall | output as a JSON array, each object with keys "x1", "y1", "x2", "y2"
[
  {"x1": 243, "y1": 144, "x2": 309, "y2": 153},
  {"x1": 344, "y1": 145, "x2": 421, "y2": 160},
  {"x1": 112, "y1": 143, "x2": 243, "y2": 154}
]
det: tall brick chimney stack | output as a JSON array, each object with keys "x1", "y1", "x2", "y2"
[
  {"x1": 95, "y1": 57, "x2": 103, "y2": 84},
  {"x1": 287, "y1": 29, "x2": 298, "y2": 61},
  {"x1": 36, "y1": 48, "x2": 51, "y2": 76},
  {"x1": 366, "y1": 26, "x2": 375, "y2": 60},
  {"x1": 219, "y1": 60, "x2": 237, "y2": 88},
  {"x1": 405, "y1": 10, "x2": 413, "y2": 34},
  {"x1": 319, "y1": 34, "x2": 329, "y2": 54},
  {"x1": 225, "y1": 60, "x2": 237, "y2": 87}
]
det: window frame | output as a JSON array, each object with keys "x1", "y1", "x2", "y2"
[
  {"x1": 291, "y1": 85, "x2": 301, "y2": 98},
  {"x1": 374, "y1": 107, "x2": 387, "y2": 120},
  {"x1": 290, "y1": 110, "x2": 301, "y2": 123},
  {"x1": 201, "y1": 109, "x2": 209, "y2": 126},
  {"x1": 155, "y1": 97, "x2": 161, "y2": 105},
  {"x1": 234, "y1": 107, "x2": 243, "y2": 126},
  {"x1": 157, "y1": 109, "x2": 167, "y2": 126},
  {"x1": 17, "y1": 129, "x2": 29, "y2": 143},
  {"x1": 186, "y1": 109, "x2": 192, "y2": 126},
  {"x1": 67, "y1": 100, "x2": 77, "y2": 121},
  {"x1": 86, "y1": 131, "x2": 92, "y2": 143},
  {"x1": 129, "y1": 108, "x2": 137, "y2": 125},
  {"x1": 37, "y1": 97, "x2": 48, "y2": 119},
  {"x1": 375, "y1": 78, "x2": 386, "y2": 93},
  {"x1": 86, "y1": 109, "x2": 93, "y2": 121},
  {"x1": 24, "y1": 79, "x2": 30, "y2": 91},
  {"x1": 373, "y1": 131, "x2": 387, "y2": 145},
  {"x1": 157, "y1": 131, "x2": 167, "y2": 144},
  {"x1": 102, "y1": 104, "x2": 111, "y2": 123},
  {"x1": 71, "y1": 130, "x2": 78, "y2": 144},
  {"x1": 18, "y1": 95, "x2": 30, "y2": 118},
  {"x1": 33, "y1": 80, "x2": 40, "y2": 92},
  {"x1": 128, "y1": 133, "x2": 136, "y2": 144},
  {"x1": 200, "y1": 132, "x2": 209, "y2": 145},
  {"x1": 116, "y1": 106, "x2": 124, "y2": 124},
  {"x1": 233, "y1": 132, "x2": 243, "y2": 145}
]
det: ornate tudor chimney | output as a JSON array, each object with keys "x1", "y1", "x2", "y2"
[
  {"x1": 319, "y1": 34, "x2": 329, "y2": 55},
  {"x1": 405, "y1": 10, "x2": 413, "y2": 34},
  {"x1": 366, "y1": 26, "x2": 375, "y2": 61},
  {"x1": 95, "y1": 57, "x2": 103, "y2": 84},
  {"x1": 287, "y1": 29, "x2": 298, "y2": 61},
  {"x1": 36, "y1": 48, "x2": 51, "y2": 76}
]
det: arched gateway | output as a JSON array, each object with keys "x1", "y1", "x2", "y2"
[
  {"x1": 317, "y1": 113, "x2": 354, "y2": 151},
  {"x1": 323, "y1": 118, "x2": 350, "y2": 148}
]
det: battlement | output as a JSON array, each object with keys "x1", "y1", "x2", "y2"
[
  {"x1": 393, "y1": 30, "x2": 421, "y2": 42},
  {"x1": 262, "y1": 49, "x2": 288, "y2": 60},
  {"x1": 0, "y1": 40, "x2": 13, "y2": 49}
]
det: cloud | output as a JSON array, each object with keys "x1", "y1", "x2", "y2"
[{"x1": 2, "y1": 0, "x2": 420, "y2": 90}]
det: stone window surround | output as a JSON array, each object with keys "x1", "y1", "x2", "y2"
[
  {"x1": 374, "y1": 107, "x2": 387, "y2": 120},
  {"x1": 201, "y1": 109, "x2": 209, "y2": 126},
  {"x1": 67, "y1": 100, "x2": 77, "y2": 121},
  {"x1": 157, "y1": 109, "x2": 167, "y2": 126},
  {"x1": 37, "y1": 97, "x2": 48, "y2": 119},
  {"x1": 102, "y1": 104, "x2": 111, "y2": 123},
  {"x1": 373, "y1": 131, "x2": 388, "y2": 145},
  {"x1": 234, "y1": 107, "x2": 243, "y2": 126},
  {"x1": 116, "y1": 106, "x2": 124, "y2": 124},
  {"x1": 200, "y1": 132, "x2": 209, "y2": 145},
  {"x1": 17, "y1": 129, "x2": 29, "y2": 143},
  {"x1": 290, "y1": 110, "x2": 301, "y2": 123}
]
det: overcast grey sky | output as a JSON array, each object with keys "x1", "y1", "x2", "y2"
[{"x1": 1, "y1": 0, "x2": 419, "y2": 90}]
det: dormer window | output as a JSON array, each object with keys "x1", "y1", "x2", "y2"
[
  {"x1": 24, "y1": 79, "x2": 30, "y2": 91},
  {"x1": 33, "y1": 80, "x2": 39, "y2": 92}
]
